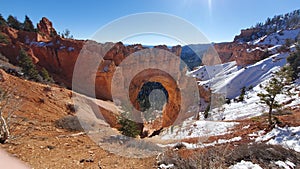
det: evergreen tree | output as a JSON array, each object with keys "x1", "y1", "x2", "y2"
[
  {"x1": 18, "y1": 49, "x2": 40, "y2": 81},
  {"x1": 39, "y1": 67, "x2": 52, "y2": 83},
  {"x1": 7, "y1": 15, "x2": 21, "y2": 30},
  {"x1": 238, "y1": 86, "x2": 246, "y2": 102},
  {"x1": 257, "y1": 66, "x2": 293, "y2": 127},
  {"x1": 23, "y1": 15, "x2": 35, "y2": 32},
  {"x1": 287, "y1": 45, "x2": 300, "y2": 79},
  {"x1": 0, "y1": 14, "x2": 7, "y2": 27},
  {"x1": 204, "y1": 104, "x2": 210, "y2": 119}
]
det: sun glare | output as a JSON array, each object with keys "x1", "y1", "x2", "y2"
[{"x1": 208, "y1": 0, "x2": 212, "y2": 14}]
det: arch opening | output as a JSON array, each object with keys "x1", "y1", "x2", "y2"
[{"x1": 137, "y1": 82, "x2": 169, "y2": 122}]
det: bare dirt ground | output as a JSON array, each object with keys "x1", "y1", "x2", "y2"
[{"x1": 0, "y1": 70, "x2": 156, "y2": 169}]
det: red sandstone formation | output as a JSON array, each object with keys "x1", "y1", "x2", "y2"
[
  {"x1": 234, "y1": 28, "x2": 260, "y2": 42},
  {"x1": 212, "y1": 42, "x2": 268, "y2": 66},
  {"x1": 0, "y1": 17, "x2": 270, "y2": 135},
  {"x1": 37, "y1": 17, "x2": 57, "y2": 37}
]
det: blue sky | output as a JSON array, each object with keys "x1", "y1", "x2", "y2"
[{"x1": 0, "y1": 0, "x2": 299, "y2": 45}]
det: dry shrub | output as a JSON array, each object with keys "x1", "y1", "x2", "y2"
[
  {"x1": 226, "y1": 143, "x2": 300, "y2": 168},
  {"x1": 54, "y1": 115, "x2": 84, "y2": 131},
  {"x1": 157, "y1": 143, "x2": 300, "y2": 168},
  {"x1": 157, "y1": 145, "x2": 229, "y2": 169}
]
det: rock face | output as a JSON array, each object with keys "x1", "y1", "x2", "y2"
[
  {"x1": 212, "y1": 42, "x2": 269, "y2": 66},
  {"x1": 0, "y1": 19, "x2": 199, "y2": 135},
  {"x1": 234, "y1": 28, "x2": 261, "y2": 42},
  {"x1": 37, "y1": 17, "x2": 57, "y2": 37}
]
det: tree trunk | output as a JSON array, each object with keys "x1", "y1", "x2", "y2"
[
  {"x1": 0, "y1": 115, "x2": 9, "y2": 144},
  {"x1": 268, "y1": 107, "x2": 273, "y2": 128}
]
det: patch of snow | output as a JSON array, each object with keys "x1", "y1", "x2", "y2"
[
  {"x1": 159, "y1": 164, "x2": 174, "y2": 169},
  {"x1": 30, "y1": 41, "x2": 54, "y2": 47},
  {"x1": 248, "y1": 130, "x2": 265, "y2": 140},
  {"x1": 246, "y1": 47, "x2": 264, "y2": 53},
  {"x1": 68, "y1": 47, "x2": 75, "y2": 52},
  {"x1": 255, "y1": 126, "x2": 300, "y2": 152},
  {"x1": 229, "y1": 160, "x2": 262, "y2": 169},
  {"x1": 274, "y1": 160, "x2": 296, "y2": 169},
  {"x1": 59, "y1": 46, "x2": 66, "y2": 50},
  {"x1": 242, "y1": 125, "x2": 250, "y2": 129},
  {"x1": 158, "y1": 136, "x2": 242, "y2": 149},
  {"x1": 217, "y1": 136, "x2": 242, "y2": 144},
  {"x1": 160, "y1": 120, "x2": 238, "y2": 140}
]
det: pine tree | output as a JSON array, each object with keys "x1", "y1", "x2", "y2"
[
  {"x1": 18, "y1": 49, "x2": 40, "y2": 81},
  {"x1": 257, "y1": 66, "x2": 293, "y2": 127},
  {"x1": 7, "y1": 15, "x2": 21, "y2": 30},
  {"x1": 0, "y1": 14, "x2": 7, "y2": 27},
  {"x1": 204, "y1": 104, "x2": 210, "y2": 119},
  {"x1": 238, "y1": 86, "x2": 246, "y2": 102},
  {"x1": 23, "y1": 15, "x2": 35, "y2": 32},
  {"x1": 287, "y1": 45, "x2": 300, "y2": 79},
  {"x1": 39, "y1": 67, "x2": 53, "y2": 83}
]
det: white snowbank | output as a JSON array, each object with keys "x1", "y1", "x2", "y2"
[
  {"x1": 159, "y1": 164, "x2": 174, "y2": 169},
  {"x1": 229, "y1": 160, "x2": 262, "y2": 169},
  {"x1": 274, "y1": 160, "x2": 296, "y2": 169},
  {"x1": 160, "y1": 120, "x2": 238, "y2": 140},
  {"x1": 158, "y1": 136, "x2": 242, "y2": 149},
  {"x1": 255, "y1": 126, "x2": 300, "y2": 152}
]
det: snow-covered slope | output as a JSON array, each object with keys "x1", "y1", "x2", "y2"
[
  {"x1": 249, "y1": 28, "x2": 300, "y2": 46},
  {"x1": 188, "y1": 52, "x2": 289, "y2": 99}
]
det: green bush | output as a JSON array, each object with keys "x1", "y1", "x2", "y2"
[
  {"x1": 0, "y1": 32, "x2": 9, "y2": 44},
  {"x1": 118, "y1": 113, "x2": 140, "y2": 138}
]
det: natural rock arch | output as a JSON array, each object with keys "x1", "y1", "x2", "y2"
[{"x1": 128, "y1": 68, "x2": 181, "y2": 128}]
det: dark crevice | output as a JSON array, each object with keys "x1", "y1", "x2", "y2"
[{"x1": 149, "y1": 128, "x2": 163, "y2": 137}]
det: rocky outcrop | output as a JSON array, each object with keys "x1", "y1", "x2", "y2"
[
  {"x1": 37, "y1": 17, "x2": 57, "y2": 37},
  {"x1": 234, "y1": 28, "x2": 261, "y2": 42},
  {"x1": 212, "y1": 42, "x2": 269, "y2": 66}
]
